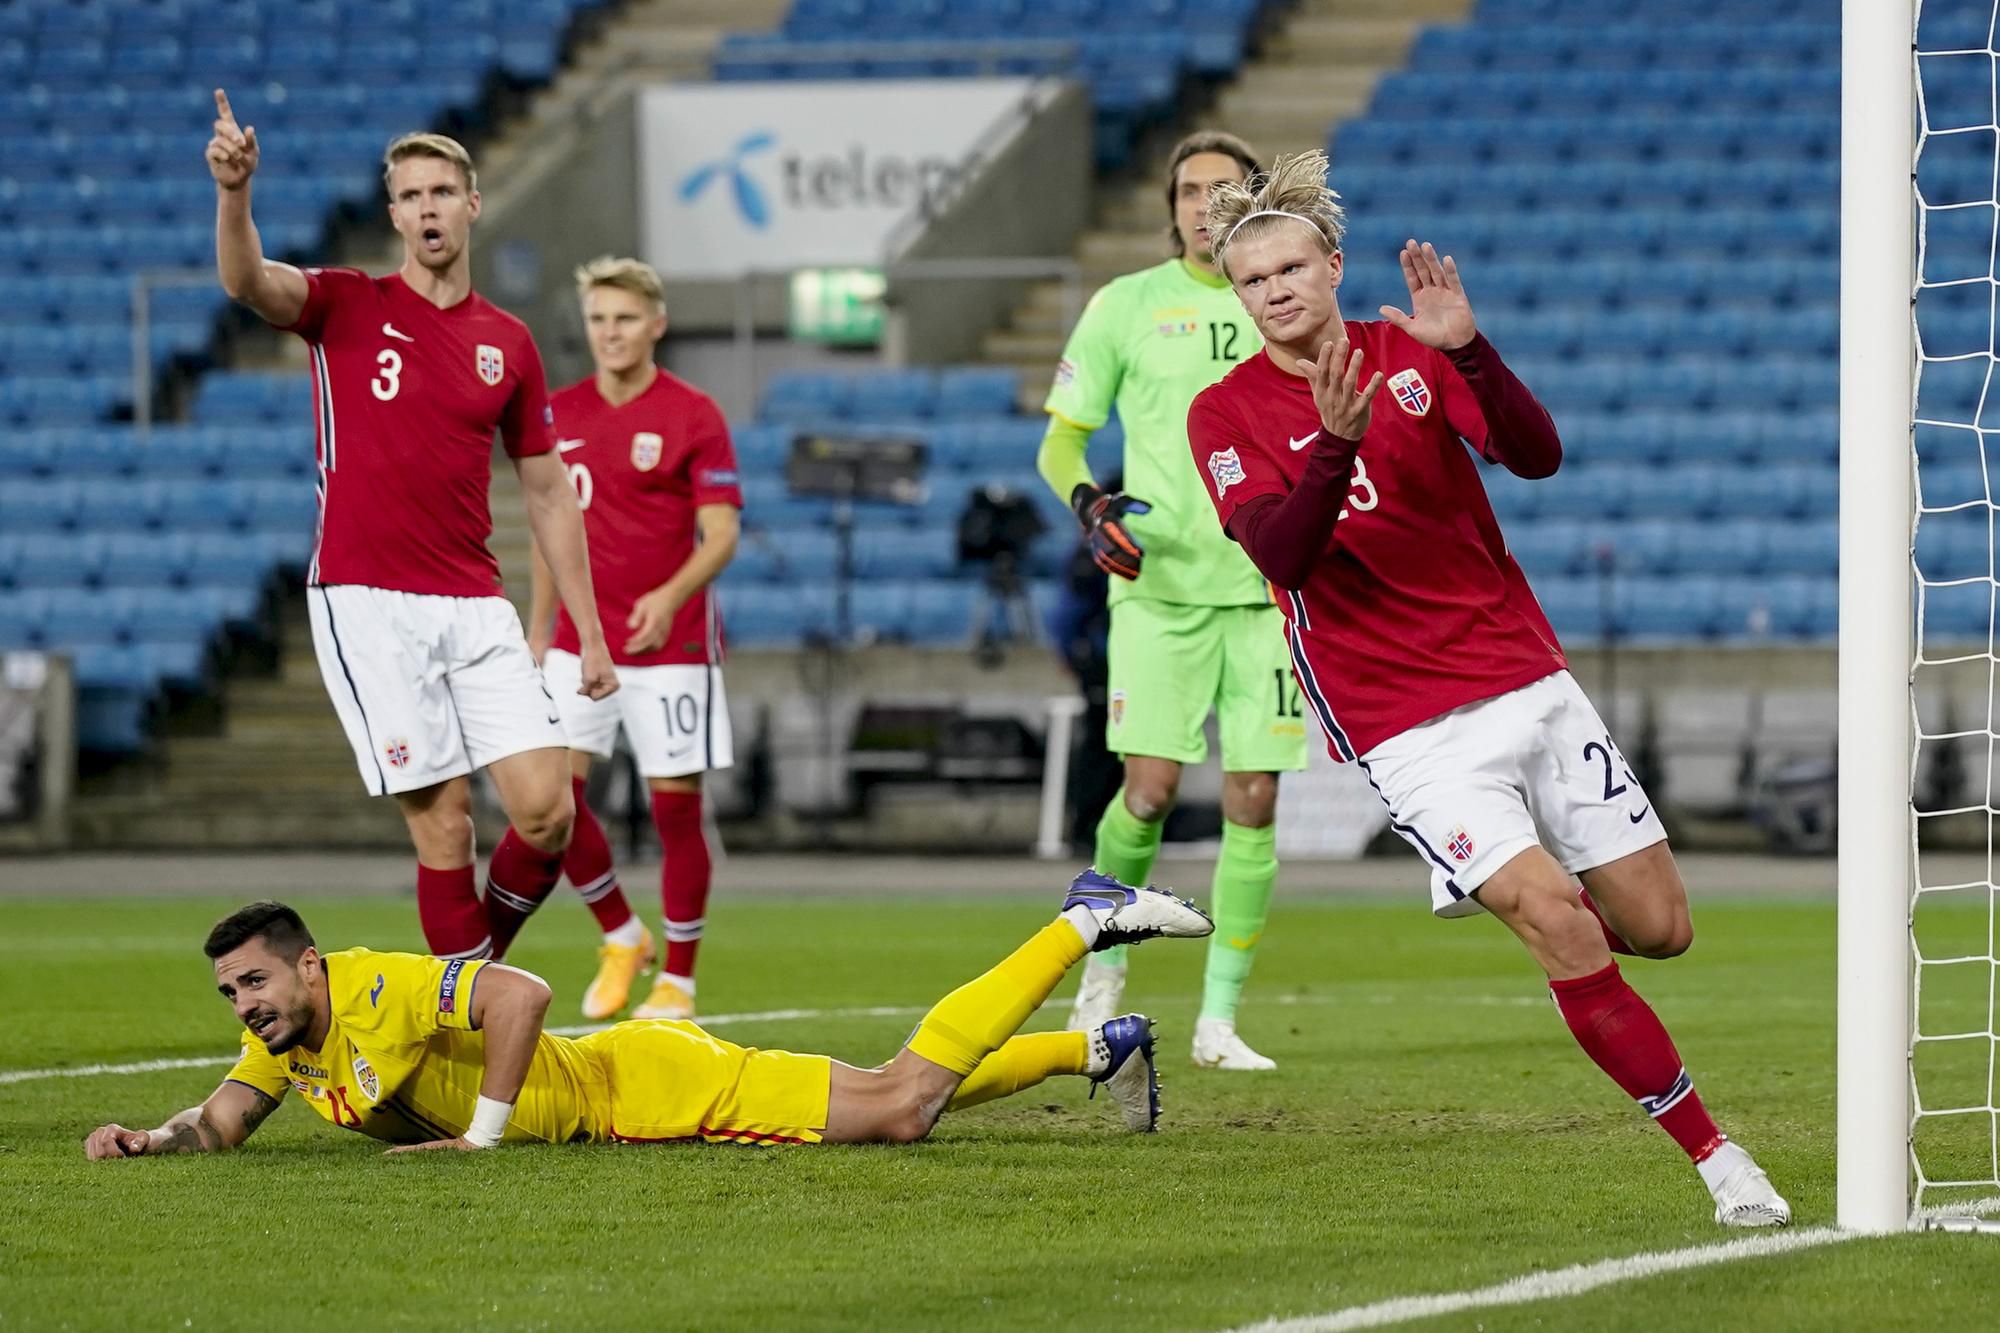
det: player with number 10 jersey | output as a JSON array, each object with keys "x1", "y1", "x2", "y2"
[{"x1": 525, "y1": 258, "x2": 744, "y2": 1025}]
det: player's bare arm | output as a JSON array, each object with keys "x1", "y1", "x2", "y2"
[
  {"x1": 1297, "y1": 333, "x2": 1384, "y2": 442},
  {"x1": 83, "y1": 1079, "x2": 280, "y2": 1161},
  {"x1": 386, "y1": 963, "x2": 552, "y2": 1154},
  {"x1": 206, "y1": 88, "x2": 308, "y2": 329},
  {"x1": 516, "y1": 453, "x2": 617, "y2": 700},
  {"x1": 1377, "y1": 240, "x2": 1476, "y2": 352},
  {"x1": 525, "y1": 542, "x2": 558, "y2": 664},
  {"x1": 624, "y1": 503, "x2": 740, "y2": 655}
]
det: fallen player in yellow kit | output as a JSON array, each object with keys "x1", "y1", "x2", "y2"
[{"x1": 82, "y1": 872, "x2": 1209, "y2": 1158}]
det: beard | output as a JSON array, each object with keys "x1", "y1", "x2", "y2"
[{"x1": 248, "y1": 1000, "x2": 314, "y2": 1053}]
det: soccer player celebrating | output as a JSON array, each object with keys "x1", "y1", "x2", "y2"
[
  {"x1": 518, "y1": 257, "x2": 744, "y2": 1023},
  {"x1": 1188, "y1": 151, "x2": 1789, "y2": 1227},
  {"x1": 1041, "y1": 131, "x2": 1308, "y2": 1069},
  {"x1": 205, "y1": 90, "x2": 616, "y2": 963},
  {"x1": 81, "y1": 879, "x2": 1208, "y2": 1158}
]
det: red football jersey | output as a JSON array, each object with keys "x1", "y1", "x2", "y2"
[
  {"x1": 1187, "y1": 320, "x2": 1565, "y2": 760},
  {"x1": 548, "y1": 369, "x2": 744, "y2": 667},
  {"x1": 284, "y1": 268, "x2": 554, "y2": 597}
]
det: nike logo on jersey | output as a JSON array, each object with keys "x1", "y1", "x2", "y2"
[
  {"x1": 556, "y1": 438, "x2": 588, "y2": 453},
  {"x1": 1628, "y1": 805, "x2": 1651, "y2": 825},
  {"x1": 1288, "y1": 432, "x2": 1318, "y2": 451},
  {"x1": 381, "y1": 323, "x2": 415, "y2": 343}
]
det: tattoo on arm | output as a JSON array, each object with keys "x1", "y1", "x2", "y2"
[
  {"x1": 154, "y1": 1110, "x2": 222, "y2": 1155},
  {"x1": 239, "y1": 1090, "x2": 279, "y2": 1140}
]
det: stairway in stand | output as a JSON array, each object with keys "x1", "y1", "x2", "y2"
[{"x1": 984, "y1": 0, "x2": 1472, "y2": 408}]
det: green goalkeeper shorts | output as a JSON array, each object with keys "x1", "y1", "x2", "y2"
[{"x1": 1105, "y1": 598, "x2": 1309, "y2": 772}]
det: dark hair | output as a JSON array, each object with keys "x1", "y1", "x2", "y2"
[
  {"x1": 204, "y1": 901, "x2": 316, "y2": 962},
  {"x1": 1164, "y1": 130, "x2": 1262, "y2": 256}
]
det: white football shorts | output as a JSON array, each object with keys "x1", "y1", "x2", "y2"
[
  {"x1": 541, "y1": 648, "x2": 734, "y2": 779},
  {"x1": 308, "y1": 584, "x2": 568, "y2": 797},
  {"x1": 1356, "y1": 670, "x2": 1668, "y2": 917}
]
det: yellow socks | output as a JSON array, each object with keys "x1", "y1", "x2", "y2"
[
  {"x1": 945, "y1": 1031, "x2": 1090, "y2": 1110},
  {"x1": 905, "y1": 919, "x2": 1089, "y2": 1075}
]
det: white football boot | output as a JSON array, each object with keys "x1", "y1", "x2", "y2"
[
  {"x1": 1067, "y1": 956, "x2": 1127, "y2": 1031},
  {"x1": 1701, "y1": 1140, "x2": 1792, "y2": 1228},
  {"x1": 1191, "y1": 1017, "x2": 1277, "y2": 1071}
]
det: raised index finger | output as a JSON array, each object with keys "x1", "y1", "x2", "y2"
[{"x1": 214, "y1": 88, "x2": 237, "y2": 127}]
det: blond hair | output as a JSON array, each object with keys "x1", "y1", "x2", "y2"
[
  {"x1": 1206, "y1": 150, "x2": 1347, "y2": 279},
  {"x1": 574, "y1": 255, "x2": 667, "y2": 314},
  {"x1": 382, "y1": 132, "x2": 477, "y2": 193}
]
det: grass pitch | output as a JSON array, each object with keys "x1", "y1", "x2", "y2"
[{"x1": 1, "y1": 883, "x2": 1994, "y2": 1331}]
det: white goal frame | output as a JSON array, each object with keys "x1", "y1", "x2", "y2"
[{"x1": 1838, "y1": 0, "x2": 1915, "y2": 1234}]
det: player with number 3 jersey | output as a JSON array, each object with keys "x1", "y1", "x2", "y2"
[
  {"x1": 523, "y1": 257, "x2": 744, "y2": 1024},
  {"x1": 1190, "y1": 151, "x2": 1790, "y2": 1228},
  {"x1": 206, "y1": 89, "x2": 616, "y2": 968}
]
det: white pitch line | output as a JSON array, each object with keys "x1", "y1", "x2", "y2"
[
  {"x1": 0, "y1": 1003, "x2": 934, "y2": 1088},
  {"x1": 1225, "y1": 1194, "x2": 2000, "y2": 1333},
  {"x1": 1225, "y1": 1228, "x2": 1856, "y2": 1332},
  {"x1": 0, "y1": 989, "x2": 1536, "y2": 1089}
]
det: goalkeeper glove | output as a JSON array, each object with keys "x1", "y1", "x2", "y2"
[{"x1": 1071, "y1": 483, "x2": 1151, "y2": 581}]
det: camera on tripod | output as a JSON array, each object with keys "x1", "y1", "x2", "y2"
[{"x1": 955, "y1": 484, "x2": 1047, "y2": 666}]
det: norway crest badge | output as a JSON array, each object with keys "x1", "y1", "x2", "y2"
[
  {"x1": 475, "y1": 343, "x2": 505, "y2": 387},
  {"x1": 631, "y1": 432, "x2": 664, "y2": 471},
  {"x1": 1388, "y1": 367, "x2": 1432, "y2": 417},
  {"x1": 1446, "y1": 824, "x2": 1475, "y2": 863}
]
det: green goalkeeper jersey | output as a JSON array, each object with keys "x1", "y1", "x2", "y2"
[{"x1": 1044, "y1": 258, "x2": 1269, "y2": 608}]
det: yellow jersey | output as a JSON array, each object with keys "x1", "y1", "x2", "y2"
[{"x1": 225, "y1": 948, "x2": 608, "y2": 1145}]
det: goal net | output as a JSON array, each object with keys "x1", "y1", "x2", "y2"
[{"x1": 1908, "y1": 0, "x2": 2000, "y2": 1223}]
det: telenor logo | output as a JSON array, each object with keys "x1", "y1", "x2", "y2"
[{"x1": 678, "y1": 131, "x2": 777, "y2": 228}]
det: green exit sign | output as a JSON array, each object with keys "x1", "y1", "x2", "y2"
[{"x1": 790, "y1": 267, "x2": 886, "y2": 346}]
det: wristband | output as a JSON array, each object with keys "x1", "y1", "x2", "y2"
[{"x1": 464, "y1": 1095, "x2": 513, "y2": 1148}]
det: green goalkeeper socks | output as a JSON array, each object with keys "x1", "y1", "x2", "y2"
[
  {"x1": 1199, "y1": 819, "x2": 1278, "y2": 1023},
  {"x1": 1090, "y1": 786, "x2": 1165, "y2": 970}
]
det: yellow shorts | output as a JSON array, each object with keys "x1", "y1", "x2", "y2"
[{"x1": 577, "y1": 1019, "x2": 831, "y2": 1146}]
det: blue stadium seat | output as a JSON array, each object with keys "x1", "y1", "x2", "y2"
[
  {"x1": 855, "y1": 370, "x2": 937, "y2": 419},
  {"x1": 1673, "y1": 520, "x2": 1768, "y2": 577},
  {"x1": 54, "y1": 432, "x2": 142, "y2": 479},
  {"x1": 762, "y1": 373, "x2": 854, "y2": 425},
  {"x1": 41, "y1": 590, "x2": 133, "y2": 647},
  {"x1": 852, "y1": 528, "x2": 957, "y2": 580},
  {"x1": 1764, "y1": 522, "x2": 1839, "y2": 577},
  {"x1": 8, "y1": 534, "x2": 106, "y2": 590},
  {"x1": 936, "y1": 367, "x2": 1021, "y2": 419},
  {"x1": 101, "y1": 533, "x2": 195, "y2": 589},
  {"x1": 0, "y1": 480, "x2": 82, "y2": 533},
  {"x1": 185, "y1": 533, "x2": 281, "y2": 588}
]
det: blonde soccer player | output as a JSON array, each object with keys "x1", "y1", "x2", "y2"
[
  {"x1": 82, "y1": 878, "x2": 1209, "y2": 1159},
  {"x1": 205, "y1": 89, "x2": 616, "y2": 964},
  {"x1": 517, "y1": 258, "x2": 744, "y2": 1022},
  {"x1": 1041, "y1": 131, "x2": 1309, "y2": 1071},
  {"x1": 1187, "y1": 150, "x2": 1790, "y2": 1227}
]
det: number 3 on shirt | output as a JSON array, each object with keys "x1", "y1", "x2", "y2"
[
  {"x1": 371, "y1": 348, "x2": 402, "y2": 402},
  {"x1": 1336, "y1": 457, "x2": 1380, "y2": 522}
]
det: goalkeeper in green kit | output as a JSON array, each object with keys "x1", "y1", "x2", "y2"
[{"x1": 1041, "y1": 131, "x2": 1309, "y2": 1070}]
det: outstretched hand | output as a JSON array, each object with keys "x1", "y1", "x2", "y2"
[
  {"x1": 1378, "y1": 240, "x2": 1476, "y2": 352},
  {"x1": 205, "y1": 88, "x2": 259, "y2": 191},
  {"x1": 84, "y1": 1123, "x2": 152, "y2": 1160},
  {"x1": 1295, "y1": 332, "x2": 1383, "y2": 442}
]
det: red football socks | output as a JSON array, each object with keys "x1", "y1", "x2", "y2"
[
  {"x1": 652, "y1": 790, "x2": 711, "y2": 979},
  {"x1": 1578, "y1": 887, "x2": 1638, "y2": 956},
  {"x1": 416, "y1": 863, "x2": 489, "y2": 960},
  {"x1": 1550, "y1": 962, "x2": 1725, "y2": 1162},
  {"x1": 484, "y1": 827, "x2": 565, "y2": 961},
  {"x1": 564, "y1": 778, "x2": 636, "y2": 935}
]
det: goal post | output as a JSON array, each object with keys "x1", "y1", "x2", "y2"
[{"x1": 1838, "y1": 0, "x2": 1915, "y2": 1234}]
